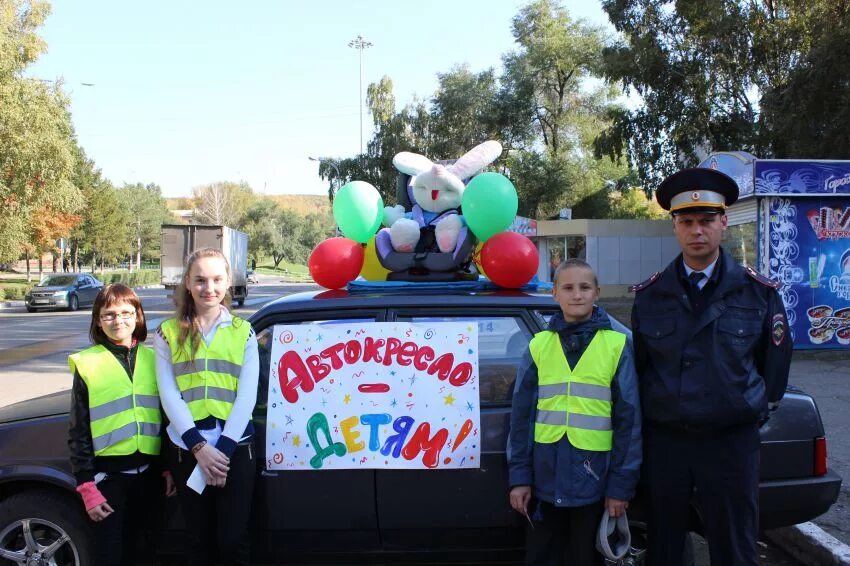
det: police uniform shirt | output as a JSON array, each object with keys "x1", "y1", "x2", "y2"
[{"x1": 682, "y1": 257, "x2": 718, "y2": 291}]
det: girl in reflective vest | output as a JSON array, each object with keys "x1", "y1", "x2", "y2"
[
  {"x1": 155, "y1": 247, "x2": 259, "y2": 566},
  {"x1": 68, "y1": 283, "x2": 176, "y2": 566},
  {"x1": 507, "y1": 259, "x2": 642, "y2": 566}
]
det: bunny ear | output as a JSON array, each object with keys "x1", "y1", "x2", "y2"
[
  {"x1": 393, "y1": 152, "x2": 434, "y2": 176},
  {"x1": 448, "y1": 140, "x2": 503, "y2": 181}
]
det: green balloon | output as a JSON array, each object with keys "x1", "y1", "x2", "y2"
[
  {"x1": 333, "y1": 181, "x2": 384, "y2": 243},
  {"x1": 462, "y1": 173, "x2": 518, "y2": 242}
]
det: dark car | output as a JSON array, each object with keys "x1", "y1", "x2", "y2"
[
  {"x1": 0, "y1": 289, "x2": 842, "y2": 565},
  {"x1": 23, "y1": 273, "x2": 103, "y2": 313}
]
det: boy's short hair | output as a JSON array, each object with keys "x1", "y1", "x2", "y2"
[{"x1": 553, "y1": 259, "x2": 598, "y2": 287}]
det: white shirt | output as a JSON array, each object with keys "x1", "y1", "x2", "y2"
[
  {"x1": 154, "y1": 306, "x2": 259, "y2": 449},
  {"x1": 683, "y1": 256, "x2": 718, "y2": 290}
]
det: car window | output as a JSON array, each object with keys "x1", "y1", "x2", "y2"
[
  {"x1": 396, "y1": 315, "x2": 531, "y2": 406},
  {"x1": 39, "y1": 275, "x2": 77, "y2": 287}
]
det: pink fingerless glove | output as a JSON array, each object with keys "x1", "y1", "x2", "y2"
[{"x1": 76, "y1": 481, "x2": 106, "y2": 511}]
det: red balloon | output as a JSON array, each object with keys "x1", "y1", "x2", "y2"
[
  {"x1": 480, "y1": 232, "x2": 539, "y2": 288},
  {"x1": 308, "y1": 237, "x2": 365, "y2": 289}
]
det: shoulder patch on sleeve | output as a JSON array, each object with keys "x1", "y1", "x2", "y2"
[
  {"x1": 745, "y1": 266, "x2": 781, "y2": 289},
  {"x1": 629, "y1": 271, "x2": 660, "y2": 293}
]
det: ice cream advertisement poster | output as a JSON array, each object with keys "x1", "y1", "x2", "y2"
[
  {"x1": 265, "y1": 322, "x2": 481, "y2": 470},
  {"x1": 767, "y1": 197, "x2": 850, "y2": 349}
]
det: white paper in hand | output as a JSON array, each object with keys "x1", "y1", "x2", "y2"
[{"x1": 187, "y1": 464, "x2": 206, "y2": 495}]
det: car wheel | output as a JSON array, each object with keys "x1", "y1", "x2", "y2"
[
  {"x1": 236, "y1": 297, "x2": 245, "y2": 307},
  {"x1": 0, "y1": 490, "x2": 94, "y2": 566},
  {"x1": 67, "y1": 295, "x2": 79, "y2": 312},
  {"x1": 25, "y1": 306, "x2": 36, "y2": 313}
]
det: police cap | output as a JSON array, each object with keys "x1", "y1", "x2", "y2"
[{"x1": 656, "y1": 168, "x2": 739, "y2": 215}]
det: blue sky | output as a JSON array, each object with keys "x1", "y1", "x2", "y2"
[{"x1": 28, "y1": 1, "x2": 612, "y2": 198}]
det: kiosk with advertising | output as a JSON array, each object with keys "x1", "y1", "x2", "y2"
[{"x1": 701, "y1": 152, "x2": 850, "y2": 350}]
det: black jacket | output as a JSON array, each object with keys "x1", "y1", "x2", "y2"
[
  {"x1": 68, "y1": 341, "x2": 161, "y2": 484},
  {"x1": 631, "y1": 248, "x2": 792, "y2": 429}
]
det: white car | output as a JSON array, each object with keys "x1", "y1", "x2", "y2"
[{"x1": 247, "y1": 270, "x2": 259, "y2": 284}]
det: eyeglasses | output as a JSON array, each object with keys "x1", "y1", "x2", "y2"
[{"x1": 100, "y1": 310, "x2": 136, "y2": 322}]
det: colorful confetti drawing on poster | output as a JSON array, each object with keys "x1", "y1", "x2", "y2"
[{"x1": 265, "y1": 322, "x2": 480, "y2": 470}]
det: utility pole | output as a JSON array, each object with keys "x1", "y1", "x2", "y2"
[{"x1": 348, "y1": 35, "x2": 373, "y2": 157}]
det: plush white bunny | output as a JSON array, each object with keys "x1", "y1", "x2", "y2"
[{"x1": 383, "y1": 140, "x2": 502, "y2": 253}]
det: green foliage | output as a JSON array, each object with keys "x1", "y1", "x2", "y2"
[
  {"x1": 116, "y1": 182, "x2": 172, "y2": 261},
  {"x1": 0, "y1": 282, "x2": 32, "y2": 300},
  {"x1": 193, "y1": 181, "x2": 255, "y2": 227},
  {"x1": 597, "y1": 0, "x2": 850, "y2": 188},
  {"x1": 92, "y1": 270, "x2": 159, "y2": 286}
]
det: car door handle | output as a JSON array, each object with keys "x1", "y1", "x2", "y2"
[{"x1": 260, "y1": 470, "x2": 279, "y2": 477}]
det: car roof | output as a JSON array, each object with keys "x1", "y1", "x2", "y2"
[{"x1": 252, "y1": 288, "x2": 557, "y2": 318}]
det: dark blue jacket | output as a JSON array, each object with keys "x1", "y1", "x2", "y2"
[
  {"x1": 631, "y1": 248, "x2": 792, "y2": 429},
  {"x1": 507, "y1": 306, "x2": 642, "y2": 507}
]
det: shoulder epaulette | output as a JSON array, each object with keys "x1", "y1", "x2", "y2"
[
  {"x1": 745, "y1": 266, "x2": 781, "y2": 289},
  {"x1": 629, "y1": 271, "x2": 660, "y2": 293}
]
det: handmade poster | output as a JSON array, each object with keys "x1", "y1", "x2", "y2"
[{"x1": 266, "y1": 322, "x2": 480, "y2": 470}]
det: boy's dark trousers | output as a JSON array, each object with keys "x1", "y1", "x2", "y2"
[
  {"x1": 170, "y1": 441, "x2": 256, "y2": 566},
  {"x1": 525, "y1": 499, "x2": 604, "y2": 566},
  {"x1": 92, "y1": 467, "x2": 157, "y2": 566}
]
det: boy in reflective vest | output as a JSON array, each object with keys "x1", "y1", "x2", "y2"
[
  {"x1": 68, "y1": 284, "x2": 175, "y2": 566},
  {"x1": 508, "y1": 259, "x2": 642, "y2": 566}
]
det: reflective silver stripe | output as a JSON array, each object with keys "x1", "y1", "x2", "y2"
[
  {"x1": 538, "y1": 383, "x2": 568, "y2": 399},
  {"x1": 182, "y1": 386, "x2": 236, "y2": 404},
  {"x1": 90, "y1": 396, "x2": 133, "y2": 421},
  {"x1": 182, "y1": 387, "x2": 206, "y2": 402},
  {"x1": 173, "y1": 360, "x2": 241, "y2": 379},
  {"x1": 92, "y1": 422, "x2": 137, "y2": 452},
  {"x1": 568, "y1": 413, "x2": 612, "y2": 431},
  {"x1": 172, "y1": 361, "x2": 197, "y2": 378},
  {"x1": 205, "y1": 359, "x2": 242, "y2": 378},
  {"x1": 536, "y1": 410, "x2": 567, "y2": 426},
  {"x1": 570, "y1": 382, "x2": 612, "y2": 402},
  {"x1": 138, "y1": 422, "x2": 161, "y2": 437},
  {"x1": 207, "y1": 387, "x2": 237, "y2": 403},
  {"x1": 135, "y1": 394, "x2": 160, "y2": 409}
]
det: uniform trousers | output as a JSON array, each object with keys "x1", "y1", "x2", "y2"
[
  {"x1": 169, "y1": 441, "x2": 256, "y2": 566},
  {"x1": 92, "y1": 467, "x2": 157, "y2": 566},
  {"x1": 645, "y1": 422, "x2": 760, "y2": 566},
  {"x1": 525, "y1": 499, "x2": 604, "y2": 566}
]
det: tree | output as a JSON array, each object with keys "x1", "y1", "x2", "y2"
[
  {"x1": 596, "y1": 0, "x2": 849, "y2": 189},
  {"x1": 192, "y1": 181, "x2": 254, "y2": 226},
  {"x1": 0, "y1": 0, "x2": 81, "y2": 262},
  {"x1": 116, "y1": 182, "x2": 171, "y2": 267}
]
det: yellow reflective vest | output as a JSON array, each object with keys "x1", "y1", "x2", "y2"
[
  {"x1": 160, "y1": 318, "x2": 251, "y2": 422},
  {"x1": 530, "y1": 329, "x2": 626, "y2": 451},
  {"x1": 68, "y1": 344, "x2": 161, "y2": 457}
]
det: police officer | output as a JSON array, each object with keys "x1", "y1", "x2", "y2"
[{"x1": 630, "y1": 168, "x2": 792, "y2": 566}]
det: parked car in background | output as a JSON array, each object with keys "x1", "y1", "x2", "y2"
[
  {"x1": 0, "y1": 288, "x2": 842, "y2": 565},
  {"x1": 247, "y1": 269, "x2": 259, "y2": 284},
  {"x1": 23, "y1": 273, "x2": 103, "y2": 313}
]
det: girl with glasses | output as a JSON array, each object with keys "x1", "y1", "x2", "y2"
[
  {"x1": 155, "y1": 248, "x2": 259, "y2": 566},
  {"x1": 68, "y1": 283, "x2": 176, "y2": 566}
]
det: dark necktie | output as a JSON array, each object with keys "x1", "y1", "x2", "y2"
[{"x1": 688, "y1": 271, "x2": 706, "y2": 289}]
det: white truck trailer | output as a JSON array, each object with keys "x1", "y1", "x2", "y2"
[{"x1": 160, "y1": 224, "x2": 249, "y2": 306}]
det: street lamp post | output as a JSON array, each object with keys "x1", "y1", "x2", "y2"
[
  {"x1": 309, "y1": 156, "x2": 342, "y2": 198},
  {"x1": 348, "y1": 35, "x2": 373, "y2": 157}
]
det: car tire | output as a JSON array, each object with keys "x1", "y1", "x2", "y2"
[
  {"x1": 25, "y1": 306, "x2": 36, "y2": 313},
  {"x1": 0, "y1": 489, "x2": 94, "y2": 566},
  {"x1": 67, "y1": 294, "x2": 79, "y2": 312}
]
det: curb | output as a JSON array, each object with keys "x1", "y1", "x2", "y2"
[
  {"x1": 766, "y1": 522, "x2": 850, "y2": 565},
  {"x1": 0, "y1": 300, "x2": 23, "y2": 310}
]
